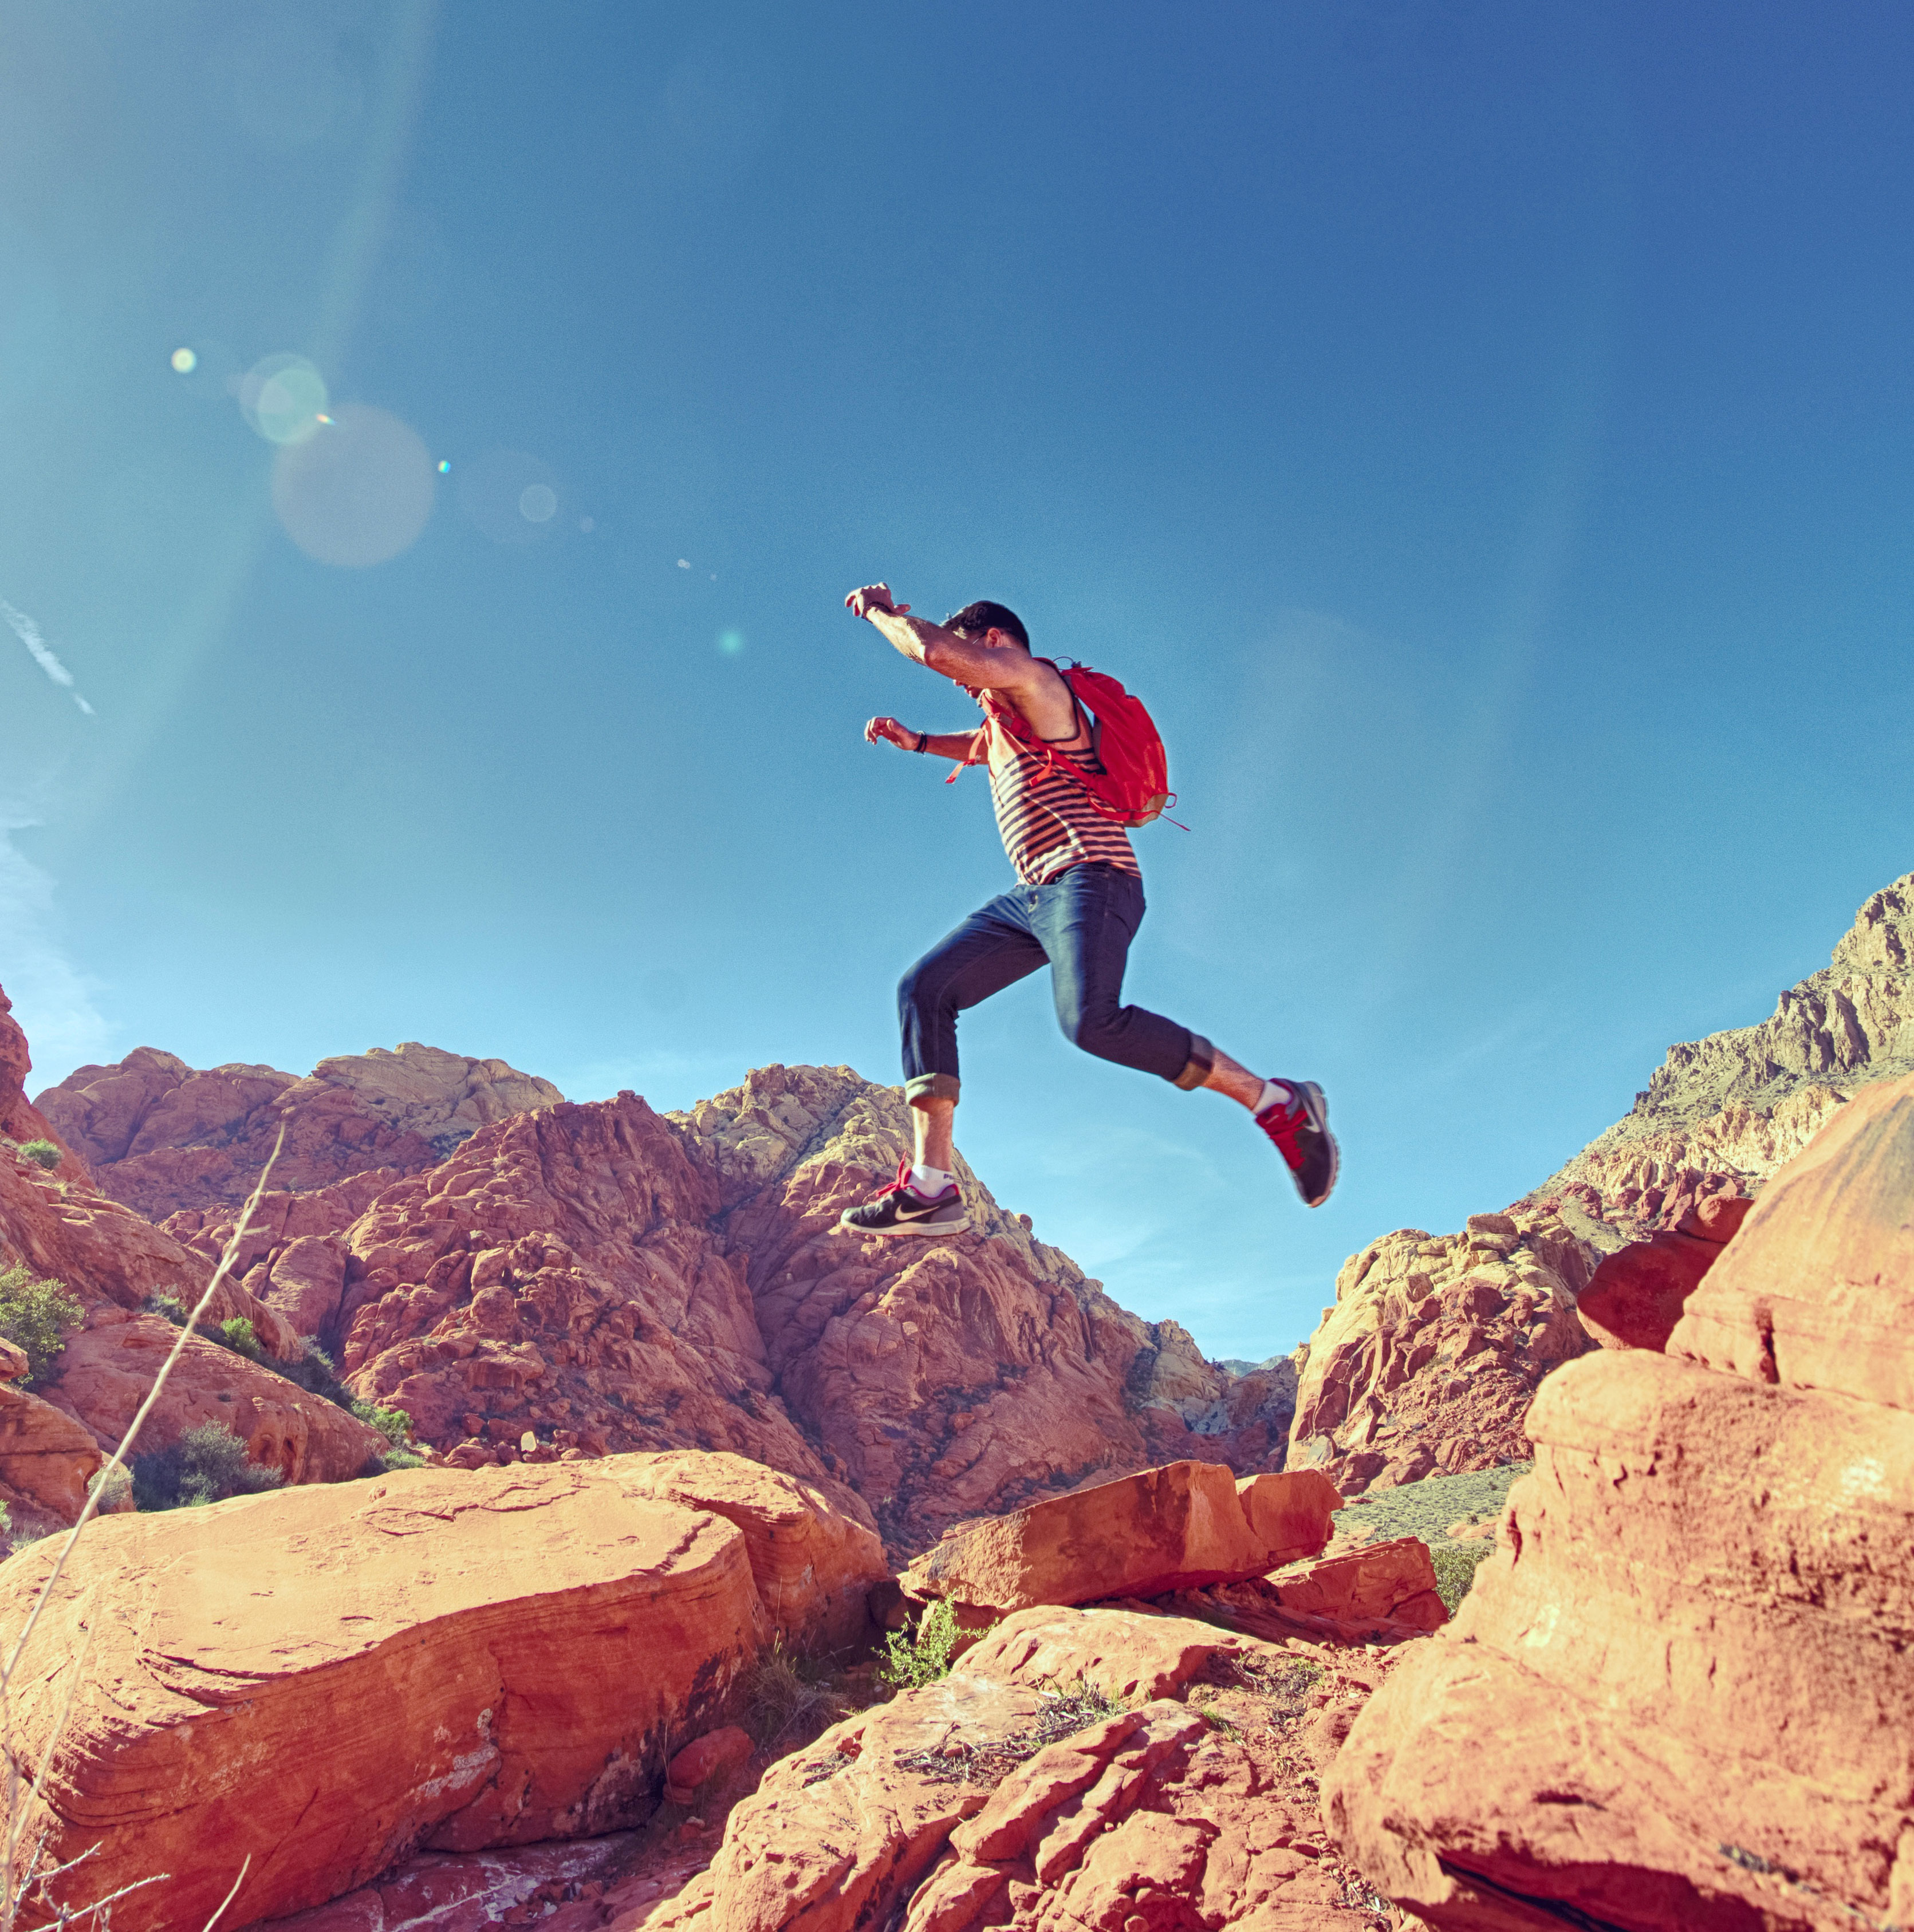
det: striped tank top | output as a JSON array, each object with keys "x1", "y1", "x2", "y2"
[{"x1": 984, "y1": 724, "x2": 1139, "y2": 886}]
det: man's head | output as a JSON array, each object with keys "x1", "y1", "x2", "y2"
[{"x1": 944, "y1": 600, "x2": 1029, "y2": 649}]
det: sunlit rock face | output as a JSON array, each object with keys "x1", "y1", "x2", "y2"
[
  {"x1": 34, "y1": 1041, "x2": 565, "y2": 1219},
  {"x1": 1325, "y1": 1074, "x2": 1914, "y2": 1932}
]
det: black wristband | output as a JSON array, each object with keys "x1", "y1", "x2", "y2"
[{"x1": 913, "y1": 731, "x2": 929, "y2": 753}]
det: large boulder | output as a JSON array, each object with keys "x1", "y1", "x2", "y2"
[
  {"x1": 617, "y1": 1450, "x2": 886, "y2": 1651},
  {"x1": 900, "y1": 1461, "x2": 1341, "y2": 1616},
  {"x1": 1575, "y1": 1194, "x2": 1752, "y2": 1352},
  {"x1": 1670, "y1": 1076, "x2": 1914, "y2": 1406},
  {"x1": 7, "y1": 1452, "x2": 888, "y2": 1932},
  {"x1": 1324, "y1": 1071, "x2": 1914, "y2": 1931}
]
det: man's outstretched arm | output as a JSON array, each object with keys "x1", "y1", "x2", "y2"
[
  {"x1": 863, "y1": 715, "x2": 980, "y2": 759},
  {"x1": 844, "y1": 582, "x2": 1040, "y2": 694}
]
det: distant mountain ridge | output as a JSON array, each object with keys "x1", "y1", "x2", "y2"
[{"x1": 1528, "y1": 869, "x2": 1913, "y2": 1229}]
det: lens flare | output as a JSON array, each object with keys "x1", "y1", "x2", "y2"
[
  {"x1": 170, "y1": 347, "x2": 197, "y2": 373},
  {"x1": 456, "y1": 449, "x2": 561, "y2": 546},
  {"x1": 271, "y1": 403, "x2": 435, "y2": 567},
  {"x1": 240, "y1": 353, "x2": 328, "y2": 444},
  {"x1": 719, "y1": 630, "x2": 744, "y2": 655}
]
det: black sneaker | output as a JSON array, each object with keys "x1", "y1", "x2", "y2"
[
  {"x1": 1255, "y1": 1080, "x2": 1339, "y2": 1208},
  {"x1": 837, "y1": 1160, "x2": 971, "y2": 1239}
]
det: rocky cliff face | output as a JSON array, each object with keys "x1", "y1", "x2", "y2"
[
  {"x1": 1286, "y1": 1208, "x2": 1596, "y2": 1496},
  {"x1": 161, "y1": 1064, "x2": 1294, "y2": 1559},
  {"x1": 1286, "y1": 869, "x2": 1914, "y2": 1496},
  {"x1": 34, "y1": 1041, "x2": 564, "y2": 1220},
  {"x1": 1529, "y1": 869, "x2": 1914, "y2": 1234}
]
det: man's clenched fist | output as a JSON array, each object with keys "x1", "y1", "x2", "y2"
[
  {"x1": 845, "y1": 582, "x2": 912, "y2": 620},
  {"x1": 864, "y1": 715, "x2": 916, "y2": 748}
]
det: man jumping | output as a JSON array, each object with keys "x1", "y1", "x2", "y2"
[{"x1": 836, "y1": 582, "x2": 1337, "y2": 1238}]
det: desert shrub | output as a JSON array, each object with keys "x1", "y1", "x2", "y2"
[
  {"x1": 0, "y1": 1265, "x2": 85, "y2": 1386},
  {"x1": 145, "y1": 1291, "x2": 188, "y2": 1326},
  {"x1": 1429, "y1": 1537, "x2": 1497, "y2": 1614},
  {"x1": 18, "y1": 1140, "x2": 62, "y2": 1171},
  {"x1": 368, "y1": 1446, "x2": 427, "y2": 1473},
  {"x1": 745, "y1": 1636, "x2": 835, "y2": 1746},
  {"x1": 278, "y1": 1341, "x2": 415, "y2": 1446},
  {"x1": 879, "y1": 1598, "x2": 960, "y2": 1692},
  {"x1": 87, "y1": 1465, "x2": 133, "y2": 1512},
  {"x1": 131, "y1": 1422, "x2": 285, "y2": 1511},
  {"x1": 217, "y1": 1315, "x2": 261, "y2": 1359}
]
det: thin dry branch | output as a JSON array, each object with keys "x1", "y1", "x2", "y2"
[
  {"x1": 199, "y1": 1854, "x2": 250, "y2": 1932},
  {"x1": 0, "y1": 1127, "x2": 284, "y2": 1931}
]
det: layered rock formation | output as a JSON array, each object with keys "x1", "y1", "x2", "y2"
[
  {"x1": 1286, "y1": 1208, "x2": 1597, "y2": 1496},
  {"x1": 35, "y1": 1041, "x2": 563, "y2": 1220},
  {"x1": 160, "y1": 1065, "x2": 1297, "y2": 1558},
  {"x1": 1325, "y1": 1072, "x2": 1914, "y2": 1930},
  {"x1": 8, "y1": 1452, "x2": 887, "y2": 1932}
]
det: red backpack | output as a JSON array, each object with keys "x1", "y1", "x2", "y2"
[{"x1": 948, "y1": 659, "x2": 1177, "y2": 827}]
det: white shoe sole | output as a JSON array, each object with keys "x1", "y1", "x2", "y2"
[{"x1": 835, "y1": 1212, "x2": 971, "y2": 1239}]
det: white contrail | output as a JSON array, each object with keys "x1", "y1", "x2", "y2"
[{"x1": 1, "y1": 598, "x2": 94, "y2": 715}]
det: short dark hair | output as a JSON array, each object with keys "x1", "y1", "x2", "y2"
[{"x1": 943, "y1": 600, "x2": 1029, "y2": 648}]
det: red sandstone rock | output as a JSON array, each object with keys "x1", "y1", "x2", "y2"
[
  {"x1": 899, "y1": 1460, "x2": 1339, "y2": 1617},
  {"x1": 36, "y1": 1042, "x2": 563, "y2": 1222},
  {"x1": 1324, "y1": 1083, "x2": 1914, "y2": 1931},
  {"x1": 1287, "y1": 1208, "x2": 1597, "y2": 1495},
  {"x1": 959, "y1": 1601, "x2": 1261, "y2": 1702},
  {"x1": 625, "y1": 1604, "x2": 1396, "y2": 1932},
  {"x1": 664, "y1": 1728, "x2": 756, "y2": 1808},
  {"x1": 0, "y1": 985, "x2": 87, "y2": 1181},
  {"x1": 1576, "y1": 1227, "x2": 1724, "y2": 1351},
  {"x1": 1, "y1": 1125, "x2": 389, "y2": 1484},
  {"x1": 617, "y1": 1451, "x2": 886, "y2": 1651},
  {"x1": 7, "y1": 1453, "x2": 879, "y2": 1932},
  {"x1": 1671, "y1": 1073, "x2": 1914, "y2": 1408},
  {"x1": 0, "y1": 1382, "x2": 102, "y2": 1519},
  {"x1": 1267, "y1": 1536, "x2": 1447, "y2": 1631},
  {"x1": 44, "y1": 1307, "x2": 388, "y2": 1479},
  {"x1": 322, "y1": 1066, "x2": 1295, "y2": 1558}
]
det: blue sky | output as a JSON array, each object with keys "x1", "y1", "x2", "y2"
[{"x1": 3, "y1": 1, "x2": 1910, "y2": 1360}]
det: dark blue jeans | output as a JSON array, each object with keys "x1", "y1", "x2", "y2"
[{"x1": 899, "y1": 863, "x2": 1214, "y2": 1104}]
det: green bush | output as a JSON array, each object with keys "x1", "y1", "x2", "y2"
[
  {"x1": 18, "y1": 1140, "x2": 62, "y2": 1171},
  {"x1": 0, "y1": 1265, "x2": 85, "y2": 1386},
  {"x1": 145, "y1": 1291, "x2": 188, "y2": 1327},
  {"x1": 132, "y1": 1422, "x2": 285, "y2": 1511},
  {"x1": 217, "y1": 1315, "x2": 261, "y2": 1359},
  {"x1": 1429, "y1": 1537, "x2": 1497, "y2": 1614},
  {"x1": 352, "y1": 1399, "x2": 415, "y2": 1449},
  {"x1": 879, "y1": 1598, "x2": 961, "y2": 1692}
]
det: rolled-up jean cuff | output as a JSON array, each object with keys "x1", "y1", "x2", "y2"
[
  {"x1": 905, "y1": 1072, "x2": 962, "y2": 1106},
  {"x1": 1172, "y1": 1034, "x2": 1214, "y2": 1091}
]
